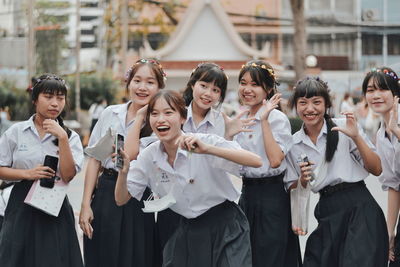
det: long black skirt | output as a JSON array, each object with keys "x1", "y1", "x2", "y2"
[
  {"x1": 239, "y1": 176, "x2": 302, "y2": 267},
  {"x1": 154, "y1": 208, "x2": 182, "y2": 267},
  {"x1": 163, "y1": 200, "x2": 252, "y2": 267},
  {"x1": 83, "y1": 172, "x2": 156, "y2": 267},
  {"x1": 0, "y1": 180, "x2": 83, "y2": 267},
  {"x1": 304, "y1": 182, "x2": 388, "y2": 267}
]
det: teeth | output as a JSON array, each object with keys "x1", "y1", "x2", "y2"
[
  {"x1": 137, "y1": 93, "x2": 148, "y2": 97},
  {"x1": 157, "y1": 126, "x2": 169, "y2": 130}
]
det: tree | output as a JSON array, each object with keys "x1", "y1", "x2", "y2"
[
  {"x1": 35, "y1": 1, "x2": 69, "y2": 74},
  {"x1": 289, "y1": 0, "x2": 306, "y2": 81}
]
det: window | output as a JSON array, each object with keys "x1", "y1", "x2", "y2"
[
  {"x1": 362, "y1": 34, "x2": 382, "y2": 55},
  {"x1": 388, "y1": 35, "x2": 400, "y2": 55}
]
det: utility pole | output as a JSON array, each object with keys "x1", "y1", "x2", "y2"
[
  {"x1": 27, "y1": 0, "x2": 36, "y2": 84},
  {"x1": 75, "y1": 0, "x2": 81, "y2": 117},
  {"x1": 120, "y1": 0, "x2": 129, "y2": 75}
]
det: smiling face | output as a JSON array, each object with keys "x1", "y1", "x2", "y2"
[
  {"x1": 296, "y1": 96, "x2": 326, "y2": 129},
  {"x1": 149, "y1": 97, "x2": 186, "y2": 144},
  {"x1": 238, "y1": 71, "x2": 268, "y2": 111},
  {"x1": 34, "y1": 92, "x2": 65, "y2": 120},
  {"x1": 365, "y1": 77, "x2": 394, "y2": 115},
  {"x1": 128, "y1": 65, "x2": 160, "y2": 106},
  {"x1": 192, "y1": 80, "x2": 221, "y2": 111}
]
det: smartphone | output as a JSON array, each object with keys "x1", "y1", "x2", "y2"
[
  {"x1": 40, "y1": 155, "x2": 58, "y2": 188},
  {"x1": 115, "y1": 134, "x2": 124, "y2": 169},
  {"x1": 300, "y1": 153, "x2": 315, "y2": 182}
]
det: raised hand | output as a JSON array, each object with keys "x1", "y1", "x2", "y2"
[
  {"x1": 331, "y1": 112, "x2": 359, "y2": 139},
  {"x1": 43, "y1": 119, "x2": 67, "y2": 140},
  {"x1": 176, "y1": 135, "x2": 209, "y2": 154},
  {"x1": 222, "y1": 110, "x2": 255, "y2": 140},
  {"x1": 388, "y1": 96, "x2": 400, "y2": 139},
  {"x1": 136, "y1": 104, "x2": 148, "y2": 120},
  {"x1": 260, "y1": 93, "x2": 281, "y2": 121},
  {"x1": 24, "y1": 164, "x2": 55, "y2": 180}
]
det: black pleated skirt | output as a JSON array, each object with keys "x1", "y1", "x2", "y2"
[
  {"x1": 304, "y1": 182, "x2": 388, "y2": 267},
  {"x1": 163, "y1": 200, "x2": 252, "y2": 267},
  {"x1": 154, "y1": 208, "x2": 183, "y2": 267},
  {"x1": 0, "y1": 180, "x2": 83, "y2": 267},
  {"x1": 239, "y1": 176, "x2": 302, "y2": 267},
  {"x1": 83, "y1": 172, "x2": 156, "y2": 267}
]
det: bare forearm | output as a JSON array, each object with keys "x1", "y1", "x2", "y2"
[
  {"x1": 125, "y1": 117, "x2": 144, "y2": 161},
  {"x1": 0, "y1": 167, "x2": 31, "y2": 180},
  {"x1": 81, "y1": 158, "x2": 101, "y2": 208},
  {"x1": 261, "y1": 120, "x2": 284, "y2": 168},
  {"x1": 115, "y1": 171, "x2": 131, "y2": 206},
  {"x1": 387, "y1": 188, "x2": 400, "y2": 236},
  {"x1": 57, "y1": 136, "x2": 76, "y2": 182},
  {"x1": 206, "y1": 146, "x2": 262, "y2": 168},
  {"x1": 353, "y1": 135, "x2": 382, "y2": 175}
]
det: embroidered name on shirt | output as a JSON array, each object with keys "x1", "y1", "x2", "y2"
[
  {"x1": 18, "y1": 143, "x2": 28, "y2": 151},
  {"x1": 160, "y1": 172, "x2": 170, "y2": 183}
]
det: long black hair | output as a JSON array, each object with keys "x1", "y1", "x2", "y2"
[
  {"x1": 31, "y1": 74, "x2": 71, "y2": 146},
  {"x1": 183, "y1": 62, "x2": 228, "y2": 107},
  {"x1": 289, "y1": 77, "x2": 338, "y2": 162},
  {"x1": 362, "y1": 67, "x2": 400, "y2": 97}
]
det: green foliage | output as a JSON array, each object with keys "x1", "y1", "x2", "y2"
[
  {"x1": 66, "y1": 72, "x2": 120, "y2": 111},
  {"x1": 0, "y1": 80, "x2": 31, "y2": 121}
]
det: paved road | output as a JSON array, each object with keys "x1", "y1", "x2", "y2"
[{"x1": 67, "y1": 157, "x2": 388, "y2": 258}]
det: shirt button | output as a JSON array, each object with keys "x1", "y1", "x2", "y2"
[{"x1": 189, "y1": 178, "x2": 195, "y2": 184}]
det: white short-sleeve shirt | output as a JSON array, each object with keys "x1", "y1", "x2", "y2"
[
  {"x1": 126, "y1": 133, "x2": 241, "y2": 219},
  {"x1": 88, "y1": 102, "x2": 137, "y2": 170},
  {"x1": 183, "y1": 102, "x2": 225, "y2": 137},
  {"x1": 375, "y1": 123, "x2": 400, "y2": 191},
  {"x1": 234, "y1": 107, "x2": 293, "y2": 178},
  {"x1": 0, "y1": 115, "x2": 84, "y2": 179},
  {"x1": 285, "y1": 118, "x2": 375, "y2": 193}
]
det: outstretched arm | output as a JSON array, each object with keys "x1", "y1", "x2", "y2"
[
  {"x1": 177, "y1": 135, "x2": 262, "y2": 168},
  {"x1": 125, "y1": 105, "x2": 148, "y2": 161}
]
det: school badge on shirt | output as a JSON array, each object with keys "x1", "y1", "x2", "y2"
[{"x1": 18, "y1": 143, "x2": 28, "y2": 151}]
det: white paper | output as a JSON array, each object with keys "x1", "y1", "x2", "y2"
[{"x1": 84, "y1": 127, "x2": 115, "y2": 162}]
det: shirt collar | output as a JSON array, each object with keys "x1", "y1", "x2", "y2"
[
  {"x1": 293, "y1": 119, "x2": 327, "y2": 144},
  {"x1": 22, "y1": 115, "x2": 36, "y2": 131},
  {"x1": 187, "y1": 102, "x2": 218, "y2": 128}
]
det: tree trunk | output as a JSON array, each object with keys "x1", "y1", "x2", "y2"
[{"x1": 289, "y1": 0, "x2": 307, "y2": 82}]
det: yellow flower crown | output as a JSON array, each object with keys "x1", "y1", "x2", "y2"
[{"x1": 241, "y1": 63, "x2": 276, "y2": 79}]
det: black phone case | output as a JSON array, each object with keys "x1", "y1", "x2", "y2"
[{"x1": 40, "y1": 155, "x2": 59, "y2": 188}]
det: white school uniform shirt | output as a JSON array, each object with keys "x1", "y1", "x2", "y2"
[
  {"x1": 126, "y1": 133, "x2": 241, "y2": 219},
  {"x1": 183, "y1": 102, "x2": 225, "y2": 137},
  {"x1": 88, "y1": 101, "x2": 156, "y2": 170},
  {"x1": 234, "y1": 107, "x2": 293, "y2": 178},
  {"x1": 285, "y1": 118, "x2": 375, "y2": 193},
  {"x1": 375, "y1": 123, "x2": 400, "y2": 191},
  {"x1": 0, "y1": 115, "x2": 84, "y2": 180}
]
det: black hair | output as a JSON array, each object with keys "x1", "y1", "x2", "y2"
[
  {"x1": 31, "y1": 74, "x2": 71, "y2": 146},
  {"x1": 361, "y1": 67, "x2": 400, "y2": 97},
  {"x1": 289, "y1": 77, "x2": 338, "y2": 162},
  {"x1": 238, "y1": 60, "x2": 279, "y2": 100},
  {"x1": 183, "y1": 62, "x2": 228, "y2": 106}
]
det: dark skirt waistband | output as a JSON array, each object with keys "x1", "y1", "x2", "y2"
[
  {"x1": 319, "y1": 180, "x2": 365, "y2": 197},
  {"x1": 242, "y1": 172, "x2": 284, "y2": 186},
  {"x1": 101, "y1": 168, "x2": 118, "y2": 179}
]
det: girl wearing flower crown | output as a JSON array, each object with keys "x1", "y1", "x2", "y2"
[
  {"x1": 285, "y1": 76, "x2": 387, "y2": 267},
  {"x1": 224, "y1": 60, "x2": 301, "y2": 267},
  {"x1": 80, "y1": 59, "x2": 165, "y2": 267},
  {"x1": 362, "y1": 67, "x2": 400, "y2": 266}
]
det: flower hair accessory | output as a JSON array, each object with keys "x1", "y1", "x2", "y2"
[
  {"x1": 191, "y1": 62, "x2": 228, "y2": 79},
  {"x1": 125, "y1": 59, "x2": 167, "y2": 82},
  {"x1": 241, "y1": 62, "x2": 276, "y2": 80},
  {"x1": 30, "y1": 75, "x2": 66, "y2": 91},
  {"x1": 369, "y1": 68, "x2": 399, "y2": 82}
]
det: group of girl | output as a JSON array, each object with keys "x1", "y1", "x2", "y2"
[{"x1": 0, "y1": 58, "x2": 398, "y2": 267}]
